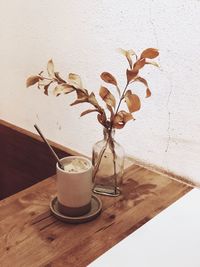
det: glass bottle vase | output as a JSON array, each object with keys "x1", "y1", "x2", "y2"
[{"x1": 92, "y1": 128, "x2": 125, "y2": 196}]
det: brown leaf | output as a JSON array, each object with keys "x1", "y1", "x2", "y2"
[
  {"x1": 68, "y1": 73, "x2": 83, "y2": 89},
  {"x1": 100, "y1": 70, "x2": 120, "y2": 96},
  {"x1": 54, "y1": 72, "x2": 66, "y2": 83},
  {"x1": 99, "y1": 86, "x2": 116, "y2": 108},
  {"x1": 38, "y1": 71, "x2": 44, "y2": 76},
  {"x1": 107, "y1": 104, "x2": 114, "y2": 120},
  {"x1": 135, "y1": 76, "x2": 148, "y2": 87},
  {"x1": 70, "y1": 97, "x2": 88, "y2": 106},
  {"x1": 88, "y1": 92, "x2": 100, "y2": 108},
  {"x1": 118, "y1": 48, "x2": 136, "y2": 69},
  {"x1": 133, "y1": 58, "x2": 146, "y2": 71},
  {"x1": 47, "y1": 59, "x2": 55, "y2": 78},
  {"x1": 80, "y1": 109, "x2": 99, "y2": 117},
  {"x1": 120, "y1": 110, "x2": 134, "y2": 123},
  {"x1": 26, "y1": 76, "x2": 40, "y2": 87},
  {"x1": 97, "y1": 113, "x2": 107, "y2": 126},
  {"x1": 100, "y1": 72, "x2": 117, "y2": 86},
  {"x1": 140, "y1": 48, "x2": 159, "y2": 59},
  {"x1": 125, "y1": 90, "x2": 141, "y2": 112},
  {"x1": 135, "y1": 77, "x2": 151, "y2": 98},
  {"x1": 70, "y1": 89, "x2": 89, "y2": 106},
  {"x1": 44, "y1": 81, "x2": 53, "y2": 95},
  {"x1": 53, "y1": 83, "x2": 74, "y2": 96},
  {"x1": 146, "y1": 88, "x2": 151, "y2": 98},
  {"x1": 126, "y1": 69, "x2": 139, "y2": 83},
  {"x1": 113, "y1": 110, "x2": 134, "y2": 129},
  {"x1": 76, "y1": 88, "x2": 88, "y2": 99},
  {"x1": 113, "y1": 120, "x2": 124, "y2": 129}
]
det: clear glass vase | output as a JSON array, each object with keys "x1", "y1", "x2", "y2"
[{"x1": 92, "y1": 128, "x2": 125, "y2": 196}]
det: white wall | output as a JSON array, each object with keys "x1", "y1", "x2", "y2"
[{"x1": 1, "y1": 0, "x2": 200, "y2": 185}]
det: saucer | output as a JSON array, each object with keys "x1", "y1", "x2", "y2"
[{"x1": 50, "y1": 195, "x2": 102, "y2": 224}]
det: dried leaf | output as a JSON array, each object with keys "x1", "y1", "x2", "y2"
[
  {"x1": 71, "y1": 89, "x2": 89, "y2": 106},
  {"x1": 135, "y1": 77, "x2": 151, "y2": 98},
  {"x1": 39, "y1": 71, "x2": 44, "y2": 76},
  {"x1": 70, "y1": 97, "x2": 88, "y2": 106},
  {"x1": 37, "y1": 79, "x2": 48, "y2": 91},
  {"x1": 126, "y1": 69, "x2": 139, "y2": 83},
  {"x1": 116, "y1": 85, "x2": 121, "y2": 96},
  {"x1": 145, "y1": 61, "x2": 159, "y2": 67},
  {"x1": 133, "y1": 58, "x2": 146, "y2": 71},
  {"x1": 125, "y1": 90, "x2": 141, "y2": 112},
  {"x1": 146, "y1": 88, "x2": 151, "y2": 98},
  {"x1": 26, "y1": 76, "x2": 40, "y2": 87},
  {"x1": 118, "y1": 48, "x2": 136, "y2": 69},
  {"x1": 68, "y1": 73, "x2": 83, "y2": 89},
  {"x1": 80, "y1": 109, "x2": 99, "y2": 117},
  {"x1": 101, "y1": 70, "x2": 120, "y2": 95},
  {"x1": 140, "y1": 48, "x2": 159, "y2": 59},
  {"x1": 118, "y1": 48, "x2": 127, "y2": 56},
  {"x1": 53, "y1": 83, "x2": 74, "y2": 96},
  {"x1": 47, "y1": 59, "x2": 55, "y2": 78},
  {"x1": 135, "y1": 76, "x2": 148, "y2": 87},
  {"x1": 113, "y1": 121, "x2": 124, "y2": 129},
  {"x1": 120, "y1": 110, "x2": 134, "y2": 123},
  {"x1": 113, "y1": 110, "x2": 134, "y2": 129},
  {"x1": 44, "y1": 81, "x2": 53, "y2": 95},
  {"x1": 76, "y1": 88, "x2": 88, "y2": 99},
  {"x1": 99, "y1": 86, "x2": 116, "y2": 108},
  {"x1": 100, "y1": 72, "x2": 117, "y2": 86},
  {"x1": 107, "y1": 104, "x2": 114, "y2": 120},
  {"x1": 97, "y1": 113, "x2": 106, "y2": 125},
  {"x1": 88, "y1": 92, "x2": 100, "y2": 108},
  {"x1": 54, "y1": 72, "x2": 66, "y2": 83}
]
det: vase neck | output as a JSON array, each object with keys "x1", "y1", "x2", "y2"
[{"x1": 103, "y1": 128, "x2": 115, "y2": 140}]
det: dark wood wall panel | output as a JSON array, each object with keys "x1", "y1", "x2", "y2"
[{"x1": 0, "y1": 122, "x2": 70, "y2": 200}]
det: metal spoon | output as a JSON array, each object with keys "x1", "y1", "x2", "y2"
[{"x1": 34, "y1": 124, "x2": 64, "y2": 170}]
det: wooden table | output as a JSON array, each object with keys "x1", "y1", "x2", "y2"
[{"x1": 0, "y1": 164, "x2": 192, "y2": 267}]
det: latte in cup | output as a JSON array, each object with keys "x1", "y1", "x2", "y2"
[
  {"x1": 56, "y1": 156, "x2": 93, "y2": 217},
  {"x1": 63, "y1": 158, "x2": 89, "y2": 172}
]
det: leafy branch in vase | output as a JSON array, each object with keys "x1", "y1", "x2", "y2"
[{"x1": 26, "y1": 48, "x2": 159, "y2": 189}]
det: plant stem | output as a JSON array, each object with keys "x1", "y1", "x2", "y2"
[
  {"x1": 109, "y1": 81, "x2": 129, "y2": 132},
  {"x1": 105, "y1": 81, "x2": 129, "y2": 193},
  {"x1": 39, "y1": 75, "x2": 54, "y2": 82},
  {"x1": 92, "y1": 138, "x2": 109, "y2": 183},
  {"x1": 93, "y1": 81, "x2": 129, "y2": 190},
  {"x1": 109, "y1": 136, "x2": 117, "y2": 194},
  {"x1": 115, "y1": 81, "x2": 129, "y2": 115}
]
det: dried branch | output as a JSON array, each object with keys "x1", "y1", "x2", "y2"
[{"x1": 26, "y1": 48, "x2": 159, "y2": 130}]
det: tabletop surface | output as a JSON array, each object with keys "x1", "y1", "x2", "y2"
[
  {"x1": 89, "y1": 188, "x2": 200, "y2": 267},
  {"x1": 0, "y1": 164, "x2": 191, "y2": 267}
]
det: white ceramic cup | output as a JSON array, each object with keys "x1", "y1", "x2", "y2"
[{"x1": 56, "y1": 156, "x2": 93, "y2": 217}]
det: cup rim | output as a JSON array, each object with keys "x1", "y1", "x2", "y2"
[{"x1": 56, "y1": 156, "x2": 93, "y2": 174}]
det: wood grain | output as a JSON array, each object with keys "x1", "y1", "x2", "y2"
[{"x1": 0, "y1": 164, "x2": 192, "y2": 267}]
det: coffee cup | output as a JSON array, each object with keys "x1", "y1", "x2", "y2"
[{"x1": 56, "y1": 156, "x2": 93, "y2": 217}]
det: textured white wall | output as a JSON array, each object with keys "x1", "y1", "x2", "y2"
[{"x1": 1, "y1": 0, "x2": 200, "y2": 185}]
